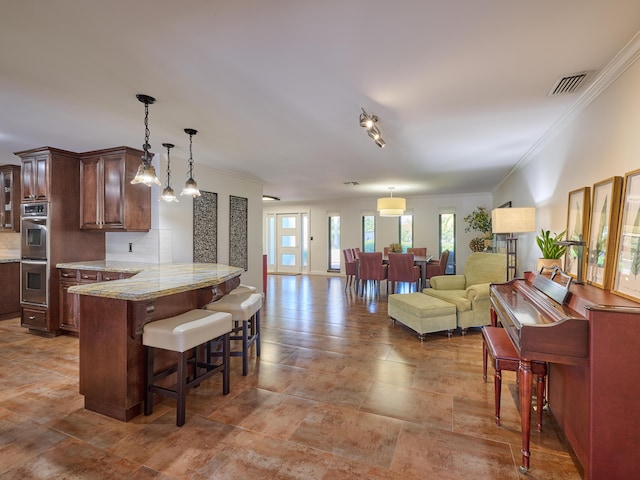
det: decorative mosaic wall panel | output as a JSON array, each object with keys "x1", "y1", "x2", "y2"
[
  {"x1": 229, "y1": 195, "x2": 248, "y2": 271},
  {"x1": 193, "y1": 191, "x2": 217, "y2": 263}
]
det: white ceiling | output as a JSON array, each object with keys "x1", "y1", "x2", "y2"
[{"x1": 1, "y1": 1, "x2": 639, "y2": 202}]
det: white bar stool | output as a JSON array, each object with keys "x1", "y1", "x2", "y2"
[
  {"x1": 228, "y1": 284, "x2": 257, "y2": 295},
  {"x1": 143, "y1": 309, "x2": 233, "y2": 426},
  {"x1": 204, "y1": 293, "x2": 262, "y2": 376}
]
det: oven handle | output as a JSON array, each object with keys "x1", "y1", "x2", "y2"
[
  {"x1": 22, "y1": 217, "x2": 47, "y2": 225},
  {"x1": 21, "y1": 259, "x2": 48, "y2": 265}
]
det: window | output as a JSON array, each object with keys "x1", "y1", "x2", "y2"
[
  {"x1": 439, "y1": 213, "x2": 456, "y2": 274},
  {"x1": 328, "y1": 215, "x2": 341, "y2": 271},
  {"x1": 362, "y1": 215, "x2": 375, "y2": 252},
  {"x1": 399, "y1": 214, "x2": 413, "y2": 252}
]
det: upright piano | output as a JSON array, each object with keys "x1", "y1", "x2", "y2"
[{"x1": 490, "y1": 272, "x2": 640, "y2": 479}]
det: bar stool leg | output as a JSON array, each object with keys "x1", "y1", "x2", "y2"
[
  {"x1": 255, "y1": 310, "x2": 261, "y2": 357},
  {"x1": 176, "y1": 350, "x2": 188, "y2": 427},
  {"x1": 241, "y1": 319, "x2": 249, "y2": 376},
  {"x1": 222, "y1": 333, "x2": 230, "y2": 394}
]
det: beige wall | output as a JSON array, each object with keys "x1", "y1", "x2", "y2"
[
  {"x1": 493, "y1": 50, "x2": 640, "y2": 275},
  {"x1": 263, "y1": 192, "x2": 492, "y2": 276}
]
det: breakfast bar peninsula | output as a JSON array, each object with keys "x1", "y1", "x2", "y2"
[{"x1": 64, "y1": 261, "x2": 243, "y2": 421}]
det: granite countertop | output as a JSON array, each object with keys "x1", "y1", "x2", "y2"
[
  {"x1": 0, "y1": 251, "x2": 20, "y2": 263},
  {"x1": 64, "y1": 262, "x2": 243, "y2": 301},
  {"x1": 0, "y1": 257, "x2": 20, "y2": 263}
]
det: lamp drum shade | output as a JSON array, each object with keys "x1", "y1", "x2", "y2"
[
  {"x1": 377, "y1": 197, "x2": 406, "y2": 216},
  {"x1": 491, "y1": 207, "x2": 536, "y2": 233}
]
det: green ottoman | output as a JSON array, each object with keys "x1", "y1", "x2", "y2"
[{"x1": 388, "y1": 293, "x2": 457, "y2": 341}]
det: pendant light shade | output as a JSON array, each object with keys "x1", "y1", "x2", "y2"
[
  {"x1": 180, "y1": 128, "x2": 201, "y2": 197},
  {"x1": 377, "y1": 187, "x2": 406, "y2": 216},
  {"x1": 159, "y1": 143, "x2": 178, "y2": 202},
  {"x1": 131, "y1": 94, "x2": 161, "y2": 186}
]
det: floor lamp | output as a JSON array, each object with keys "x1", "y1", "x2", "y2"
[{"x1": 491, "y1": 207, "x2": 537, "y2": 281}]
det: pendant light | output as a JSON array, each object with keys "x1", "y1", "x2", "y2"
[
  {"x1": 131, "y1": 94, "x2": 161, "y2": 186},
  {"x1": 180, "y1": 128, "x2": 201, "y2": 197},
  {"x1": 159, "y1": 143, "x2": 178, "y2": 202},
  {"x1": 377, "y1": 187, "x2": 406, "y2": 216}
]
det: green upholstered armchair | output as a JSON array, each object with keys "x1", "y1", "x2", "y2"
[{"x1": 422, "y1": 253, "x2": 506, "y2": 333}]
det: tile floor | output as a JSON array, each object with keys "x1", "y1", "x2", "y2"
[{"x1": 0, "y1": 275, "x2": 582, "y2": 479}]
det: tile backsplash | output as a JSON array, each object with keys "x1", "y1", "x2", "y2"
[
  {"x1": 105, "y1": 229, "x2": 172, "y2": 263},
  {"x1": 0, "y1": 232, "x2": 20, "y2": 252}
]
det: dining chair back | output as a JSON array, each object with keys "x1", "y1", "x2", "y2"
[
  {"x1": 387, "y1": 253, "x2": 421, "y2": 293},
  {"x1": 358, "y1": 252, "x2": 388, "y2": 296},
  {"x1": 343, "y1": 249, "x2": 357, "y2": 289},
  {"x1": 352, "y1": 248, "x2": 360, "y2": 259},
  {"x1": 426, "y1": 250, "x2": 450, "y2": 280},
  {"x1": 407, "y1": 247, "x2": 427, "y2": 257}
]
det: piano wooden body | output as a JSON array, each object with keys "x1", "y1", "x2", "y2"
[{"x1": 490, "y1": 272, "x2": 640, "y2": 479}]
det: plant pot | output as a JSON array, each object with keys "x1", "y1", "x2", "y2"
[{"x1": 537, "y1": 258, "x2": 563, "y2": 273}]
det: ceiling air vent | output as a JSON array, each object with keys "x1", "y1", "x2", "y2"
[{"x1": 548, "y1": 71, "x2": 591, "y2": 96}]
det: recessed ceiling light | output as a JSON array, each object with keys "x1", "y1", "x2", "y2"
[{"x1": 262, "y1": 195, "x2": 281, "y2": 201}]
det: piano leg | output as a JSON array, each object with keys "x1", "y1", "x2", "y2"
[{"x1": 519, "y1": 359, "x2": 532, "y2": 473}]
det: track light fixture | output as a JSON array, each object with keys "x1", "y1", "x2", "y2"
[
  {"x1": 159, "y1": 143, "x2": 179, "y2": 202},
  {"x1": 359, "y1": 108, "x2": 386, "y2": 148},
  {"x1": 131, "y1": 94, "x2": 161, "y2": 186},
  {"x1": 180, "y1": 128, "x2": 201, "y2": 197}
]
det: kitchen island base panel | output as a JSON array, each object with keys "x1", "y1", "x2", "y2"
[{"x1": 79, "y1": 285, "x2": 222, "y2": 421}]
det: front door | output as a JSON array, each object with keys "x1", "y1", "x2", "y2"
[{"x1": 276, "y1": 214, "x2": 300, "y2": 274}]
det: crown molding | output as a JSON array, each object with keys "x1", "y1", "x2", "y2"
[{"x1": 496, "y1": 30, "x2": 640, "y2": 191}]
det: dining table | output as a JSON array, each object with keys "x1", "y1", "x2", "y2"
[{"x1": 354, "y1": 254, "x2": 433, "y2": 292}]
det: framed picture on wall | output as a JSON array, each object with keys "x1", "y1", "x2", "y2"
[
  {"x1": 586, "y1": 177, "x2": 622, "y2": 289},
  {"x1": 613, "y1": 169, "x2": 640, "y2": 301},
  {"x1": 564, "y1": 187, "x2": 590, "y2": 279}
]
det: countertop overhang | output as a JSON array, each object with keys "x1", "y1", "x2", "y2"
[{"x1": 60, "y1": 261, "x2": 244, "y2": 301}]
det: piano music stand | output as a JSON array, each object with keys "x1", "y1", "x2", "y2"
[{"x1": 555, "y1": 239, "x2": 586, "y2": 284}]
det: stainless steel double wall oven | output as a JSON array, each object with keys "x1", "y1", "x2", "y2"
[{"x1": 20, "y1": 202, "x2": 49, "y2": 306}]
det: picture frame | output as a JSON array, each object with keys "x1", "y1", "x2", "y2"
[
  {"x1": 586, "y1": 177, "x2": 622, "y2": 289},
  {"x1": 564, "y1": 187, "x2": 590, "y2": 279},
  {"x1": 613, "y1": 169, "x2": 640, "y2": 301}
]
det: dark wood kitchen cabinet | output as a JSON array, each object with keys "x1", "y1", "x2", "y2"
[
  {"x1": 20, "y1": 153, "x2": 48, "y2": 202},
  {"x1": 15, "y1": 146, "x2": 106, "y2": 337},
  {"x1": 0, "y1": 164, "x2": 21, "y2": 231},
  {"x1": 59, "y1": 268, "x2": 134, "y2": 333},
  {"x1": 21, "y1": 305, "x2": 50, "y2": 333},
  {"x1": 0, "y1": 261, "x2": 20, "y2": 319},
  {"x1": 80, "y1": 147, "x2": 150, "y2": 231}
]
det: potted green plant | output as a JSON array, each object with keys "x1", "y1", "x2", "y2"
[
  {"x1": 464, "y1": 207, "x2": 493, "y2": 252},
  {"x1": 536, "y1": 229, "x2": 567, "y2": 271}
]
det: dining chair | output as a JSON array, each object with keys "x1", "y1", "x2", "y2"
[
  {"x1": 426, "y1": 250, "x2": 450, "y2": 282},
  {"x1": 358, "y1": 252, "x2": 388, "y2": 296},
  {"x1": 407, "y1": 247, "x2": 427, "y2": 257},
  {"x1": 352, "y1": 247, "x2": 360, "y2": 259},
  {"x1": 387, "y1": 253, "x2": 420, "y2": 294},
  {"x1": 343, "y1": 248, "x2": 357, "y2": 289}
]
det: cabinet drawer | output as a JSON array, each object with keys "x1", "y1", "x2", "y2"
[
  {"x1": 100, "y1": 271, "x2": 122, "y2": 282},
  {"x1": 21, "y1": 306, "x2": 48, "y2": 331},
  {"x1": 79, "y1": 270, "x2": 100, "y2": 281},
  {"x1": 59, "y1": 268, "x2": 79, "y2": 280}
]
